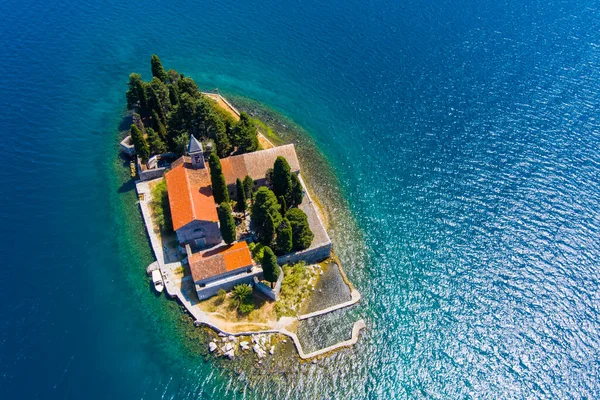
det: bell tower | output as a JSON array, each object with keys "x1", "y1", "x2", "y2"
[{"x1": 187, "y1": 135, "x2": 205, "y2": 169}]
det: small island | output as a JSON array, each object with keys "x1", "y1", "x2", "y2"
[{"x1": 121, "y1": 55, "x2": 364, "y2": 360}]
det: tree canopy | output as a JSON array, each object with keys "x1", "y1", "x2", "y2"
[
  {"x1": 125, "y1": 57, "x2": 273, "y2": 159},
  {"x1": 151, "y1": 54, "x2": 168, "y2": 83},
  {"x1": 208, "y1": 153, "x2": 229, "y2": 204},
  {"x1": 217, "y1": 202, "x2": 236, "y2": 244},
  {"x1": 285, "y1": 208, "x2": 314, "y2": 251},
  {"x1": 235, "y1": 178, "x2": 246, "y2": 213},
  {"x1": 275, "y1": 219, "x2": 293, "y2": 255},
  {"x1": 130, "y1": 124, "x2": 150, "y2": 162},
  {"x1": 251, "y1": 187, "x2": 282, "y2": 245},
  {"x1": 234, "y1": 113, "x2": 259, "y2": 153},
  {"x1": 290, "y1": 173, "x2": 304, "y2": 207},
  {"x1": 243, "y1": 176, "x2": 254, "y2": 202},
  {"x1": 273, "y1": 156, "x2": 293, "y2": 204},
  {"x1": 261, "y1": 246, "x2": 280, "y2": 288}
]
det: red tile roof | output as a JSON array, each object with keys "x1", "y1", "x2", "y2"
[
  {"x1": 221, "y1": 144, "x2": 300, "y2": 185},
  {"x1": 165, "y1": 160, "x2": 218, "y2": 231},
  {"x1": 188, "y1": 241, "x2": 254, "y2": 282}
]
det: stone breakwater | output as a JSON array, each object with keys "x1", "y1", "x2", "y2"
[{"x1": 136, "y1": 177, "x2": 364, "y2": 360}]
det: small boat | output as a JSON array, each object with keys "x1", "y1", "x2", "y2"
[{"x1": 152, "y1": 270, "x2": 164, "y2": 293}]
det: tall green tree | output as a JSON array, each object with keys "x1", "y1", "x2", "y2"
[
  {"x1": 150, "y1": 54, "x2": 168, "y2": 83},
  {"x1": 173, "y1": 133, "x2": 188, "y2": 155},
  {"x1": 290, "y1": 173, "x2": 304, "y2": 207},
  {"x1": 275, "y1": 219, "x2": 293, "y2": 256},
  {"x1": 147, "y1": 77, "x2": 171, "y2": 119},
  {"x1": 146, "y1": 128, "x2": 167, "y2": 155},
  {"x1": 177, "y1": 76, "x2": 201, "y2": 99},
  {"x1": 234, "y1": 112, "x2": 259, "y2": 153},
  {"x1": 273, "y1": 156, "x2": 293, "y2": 203},
  {"x1": 261, "y1": 246, "x2": 280, "y2": 288},
  {"x1": 285, "y1": 208, "x2": 314, "y2": 251},
  {"x1": 243, "y1": 176, "x2": 254, "y2": 202},
  {"x1": 235, "y1": 178, "x2": 246, "y2": 213},
  {"x1": 215, "y1": 127, "x2": 231, "y2": 158},
  {"x1": 251, "y1": 187, "x2": 282, "y2": 244},
  {"x1": 126, "y1": 73, "x2": 148, "y2": 111},
  {"x1": 152, "y1": 109, "x2": 167, "y2": 141},
  {"x1": 278, "y1": 195, "x2": 287, "y2": 216},
  {"x1": 217, "y1": 202, "x2": 236, "y2": 244},
  {"x1": 208, "y1": 153, "x2": 230, "y2": 204},
  {"x1": 130, "y1": 124, "x2": 150, "y2": 162}
]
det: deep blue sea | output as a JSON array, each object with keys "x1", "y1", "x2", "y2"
[{"x1": 2, "y1": 0, "x2": 600, "y2": 398}]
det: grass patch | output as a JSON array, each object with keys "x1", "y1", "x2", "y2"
[
  {"x1": 150, "y1": 178, "x2": 173, "y2": 233},
  {"x1": 274, "y1": 261, "x2": 319, "y2": 318}
]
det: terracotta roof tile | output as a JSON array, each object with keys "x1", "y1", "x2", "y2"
[
  {"x1": 189, "y1": 242, "x2": 253, "y2": 282},
  {"x1": 165, "y1": 160, "x2": 218, "y2": 231},
  {"x1": 221, "y1": 144, "x2": 300, "y2": 185}
]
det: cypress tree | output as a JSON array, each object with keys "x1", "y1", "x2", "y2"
[
  {"x1": 126, "y1": 73, "x2": 148, "y2": 113},
  {"x1": 243, "y1": 176, "x2": 254, "y2": 203},
  {"x1": 130, "y1": 124, "x2": 150, "y2": 162},
  {"x1": 208, "y1": 153, "x2": 229, "y2": 204},
  {"x1": 146, "y1": 128, "x2": 166, "y2": 155},
  {"x1": 151, "y1": 54, "x2": 168, "y2": 83},
  {"x1": 262, "y1": 213, "x2": 277, "y2": 246},
  {"x1": 251, "y1": 187, "x2": 282, "y2": 245},
  {"x1": 290, "y1": 173, "x2": 304, "y2": 207},
  {"x1": 152, "y1": 109, "x2": 167, "y2": 141},
  {"x1": 234, "y1": 112, "x2": 258, "y2": 153},
  {"x1": 275, "y1": 219, "x2": 293, "y2": 256},
  {"x1": 261, "y1": 246, "x2": 279, "y2": 288},
  {"x1": 285, "y1": 208, "x2": 314, "y2": 251},
  {"x1": 217, "y1": 202, "x2": 236, "y2": 245},
  {"x1": 273, "y1": 156, "x2": 292, "y2": 203},
  {"x1": 236, "y1": 178, "x2": 246, "y2": 213},
  {"x1": 278, "y1": 195, "x2": 287, "y2": 216}
]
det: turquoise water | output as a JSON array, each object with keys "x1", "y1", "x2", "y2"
[{"x1": 2, "y1": 0, "x2": 600, "y2": 398}]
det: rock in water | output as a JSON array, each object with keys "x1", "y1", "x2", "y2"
[
  {"x1": 209, "y1": 342, "x2": 217, "y2": 352},
  {"x1": 228, "y1": 335, "x2": 235, "y2": 342},
  {"x1": 224, "y1": 349, "x2": 235, "y2": 360},
  {"x1": 269, "y1": 346, "x2": 275, "y2": 355}
]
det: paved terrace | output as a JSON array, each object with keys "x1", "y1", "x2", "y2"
[{"x1": 136, "y1": 177, "x2": 364, "y2": 359}]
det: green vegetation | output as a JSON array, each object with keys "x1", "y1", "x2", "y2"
[
  {"x1": 130, "y1": 123, "x2": 150, "y2": 163},
  {"x1": 231, "y1": 284, "x2": 254, "y2": 314},
  {"x1": 243, "y1": 175, "x2": 254, "y2": 202},
  {"x1": 274, "y1": 261, "x2": 316, "y2": 318},
  {"x1": 150, "y1": 54, "x2": 168, "y2": 83},
  {"x1": 235, "y1": 178, "x2": 246, "y2": 213},
  {"x1": 217, "y1": 202, "x2": 236, "y2": 244},
  {"x1": 146, "y1": 127, "x2": 166, "y2": 155},
  {"x1": 150, "y1": 179, "x2": 172, "y2": 233},
  {"x1": 208, "y1": 153, "x2": 229, "y2": 204},
  {"x1": 290, "y1": 173, "x2": 303, "y2": 207},
  {"x1": 261, "y1": 246, "x2": 280, "y2": 288},
  {"x1": 251, "y1": 187, "x2": 282, "y2": 245},
  {"x1": 125, "y1": 56, "x2": 260, "y2": 159},
  {"x1": 233, "y1": 112, "x2": 259, "y2": 153},
  {"x1": 248, "y1": 242, "x2": 266, "y2": 261},
  {"x1": 275, "y1": 219, "x2": 293, "y2": 255},
  {"x1": 216, "y1": 288, "x2": 226, "y2": 305},
  {"x1": 286, "y1": 208, "x2": 314, "y2": 251},
  {"x1": 273, "y1": 156, "x2": 293, "y2": 205}
]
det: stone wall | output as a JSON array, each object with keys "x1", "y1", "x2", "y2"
[
  {"x1": 195, "y1": 269, "x2": 262, "y2": 300},
  {"x1": 277, "y1": 241, "x2": 332, "y2": 266},
  {"x1": 253, "y1": 265, "x2": 283, "y2": 300},
  {"x1": 119, "y1": 135, "x2": 135, "y2": 156},
  {"x1": 136, "y1": 156, "x2": 166, "y2": 181},
  {"x1": 176, "y1": 220, "x2": 221, "y2": 246}
]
